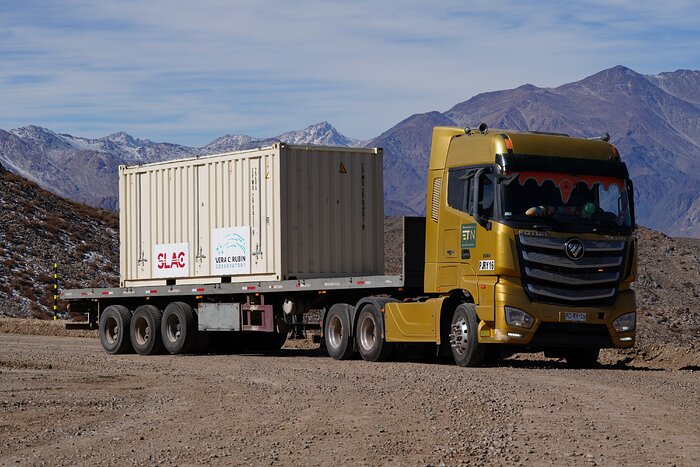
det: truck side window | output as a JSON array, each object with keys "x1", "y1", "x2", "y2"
[
  {"x1": 479, "y1": 174, "x2": 495, "y2": 218},
  {"x1": 447, "y1": 167, "x2": 472, "y2": 214}
]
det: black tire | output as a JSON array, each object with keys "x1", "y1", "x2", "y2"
[
  {"x1": 565, "y1": 348, "x2": 600, "y2": 369},
  {"x1": 355, "y1": 305, "x2": 393, "y2": 362},
  {"x1": 324, "y1": 306, "x2": 355, "y2": 360},
  {"x1": 161, "y1": 302, "x2": 198, "y2": 355},
  {"x1": 99, "y1": 305, "x2": 132, "y2": 355},
  {"x1": 449, "y1": 303, "x2": 485, "y2": 367},
  {"x1": 130, "y1": 305, "x2": 164, "y2": 355}
]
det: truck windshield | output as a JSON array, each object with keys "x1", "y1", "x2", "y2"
[{"x1": 502, "y1": 171, "x2": 632, "y2": 232}]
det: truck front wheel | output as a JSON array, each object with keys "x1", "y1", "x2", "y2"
[
  {"x1": 450, "y1": 303, "x2": 485, "y2": 367},
  {"x1": 356, "y1": 305, "x2": 393, "y2": 362}
]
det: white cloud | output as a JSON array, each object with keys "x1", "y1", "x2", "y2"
[{"x1": 0, "y1": 0, "x2": 698, "y2": 145}]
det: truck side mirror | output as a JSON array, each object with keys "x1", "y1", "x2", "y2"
[
  {"x1": 627, "y1": 179, "x2": 636, "y2": 230},
  {"x1": 471, "y1": 167, "x2": 492, "y2": 231}
]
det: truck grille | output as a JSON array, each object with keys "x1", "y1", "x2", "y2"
[{"x1": 516, "y1": 234, "x2": 626, "y2": 306}]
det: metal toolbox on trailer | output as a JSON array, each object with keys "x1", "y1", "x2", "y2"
[{"x1": 119, "y1": 143, "x2": 384, "y2": 286}]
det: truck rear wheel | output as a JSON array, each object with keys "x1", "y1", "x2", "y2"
[
  {"x1": 565, "y1": 348, "x2": 600, "y2": 368},
  {"x1": 450, "y1": 303, "x2": 485, "y2": 367},
  {"x1": 356, "y1": 305, "x2": 393, "y2": 362},
  {"x1": 161, "y1": 302, "x2": 198, "y2": 355},
  {"x1": 99, "y1": 305, "x2": 132, "y2": 354},
  {"x1": 324, "y1": 307, "x2": 355, "y2": 360},
  {"x1": 130, "y1": 305, "x2": 164, "y2": 355}
]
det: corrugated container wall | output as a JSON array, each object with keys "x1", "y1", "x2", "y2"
[{"x1": 119, "y1": 144, "x2": 384, "y2": 287}]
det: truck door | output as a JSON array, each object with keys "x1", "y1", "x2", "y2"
[{"x1": 443, "y1": 166, "x2": 497, "y2": 301}]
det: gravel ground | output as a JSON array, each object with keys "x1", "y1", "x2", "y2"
[{"x1": 0, "y1": 332, "x2": 699, "y2": 466}]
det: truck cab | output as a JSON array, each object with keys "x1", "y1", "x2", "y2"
[{"x1": 413, "y1": 125, "x2": 637, "y2": 366}]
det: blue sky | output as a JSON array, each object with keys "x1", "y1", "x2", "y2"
[{"x1": 1, "y1": 0, "x2": 699, "y2": 146}]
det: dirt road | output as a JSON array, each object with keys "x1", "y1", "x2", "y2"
[{"x1": 1, "y1": 333, "x2": 699, "y2": 466}]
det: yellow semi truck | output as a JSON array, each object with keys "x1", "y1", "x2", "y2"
[{"x1": 64, "y1": 125, "x2": 637, "y2": 368}]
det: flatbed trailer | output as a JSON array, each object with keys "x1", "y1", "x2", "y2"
[{"x1": 63, "y1": 215, "x2": 429, "y2": 355}]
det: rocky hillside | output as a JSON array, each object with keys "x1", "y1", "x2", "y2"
[
  {"x1": 0, "y1": 163, "x2": 118, "y2": 317},
  {"x1": 633, "y1": 228, "x2": 700, "y2": 347}
]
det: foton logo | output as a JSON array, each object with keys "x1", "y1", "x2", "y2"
[
  {"x1": 153, "y1": 243, "x2": 190, "y2": 278},
  {"x1": 157, "y1": 251, "x2": 186, "y2": 269},
  {"x1": 565, "y1": 238, "x2": 585, "y2": 261}
]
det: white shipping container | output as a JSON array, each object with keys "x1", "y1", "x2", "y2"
[{"x1": 118, "y1": 143, "x2": 384, "y2": 286}]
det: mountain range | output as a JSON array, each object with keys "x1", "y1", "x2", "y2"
[{"x1": 1, "y1": 66, "x2": 699, "y2": 237}]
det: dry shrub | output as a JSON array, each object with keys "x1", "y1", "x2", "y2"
[
  {"x1": 43, "y1": 214, "x2": 69, "y2": 235},
  {"x1": 29, "y1": 302, "x2": 51, "y2": 319},
  {"x1": 75, "y1": 243, "x2": 90, "y2": 256},
  {"x1": 36, "y1": 272, "x2": 54, "y2": 283}
]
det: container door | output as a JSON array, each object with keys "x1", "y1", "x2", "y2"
[
  {"x1": 195, "y1": 164, "x2": 210, "y2": 276},
  {"x1": 250, "y1": 159, "x2": 263, "y2": 272},
  {"x1": 137, "y1": 172, "x2": 151, "y2": 279}
]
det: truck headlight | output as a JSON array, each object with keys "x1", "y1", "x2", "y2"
[
  {"x1": 612, "y1": 312, "x2": 636, "y2": 332},
  {"x1": 505, "y1": 306, "x2": 535, "y2": 329}
]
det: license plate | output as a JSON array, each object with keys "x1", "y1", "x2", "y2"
[{"x1": 564, "y1": 312, "x2": 587, "y2": 322}]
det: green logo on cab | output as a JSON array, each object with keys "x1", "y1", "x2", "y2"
[{"x1": 461, "y1": 223, "x2": 476, "y2": 249}]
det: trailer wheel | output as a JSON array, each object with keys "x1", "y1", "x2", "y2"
[
  {"x1": 130, "y1": 305, "x2": 164, "y2": 355},
  {"x1": 449, "y1": 303, "x2": 485, "y2": 367},
  {"x1": 565, "y1": 348, "x2": 600, "y2": 369},
  {"x1": 99, "y1": 305, "x2": 132, "y2": 354},
  {"x1": 356, "y1": 305, "x2": 393, "y2": 362},
  {"x1": 161, "y1": 302, "x2": 197, "y2": 355},
  {"x1": 324, "y1": 307, "x2": 355, "y2": 360}
]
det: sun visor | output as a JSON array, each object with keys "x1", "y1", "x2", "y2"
[{"x1": 496, "y1": 154, "x2": 629, "y2": 178}]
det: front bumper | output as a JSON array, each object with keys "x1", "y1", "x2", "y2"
[{"x1": 477, "y1": 278, "x2": 636, "y2": 349}]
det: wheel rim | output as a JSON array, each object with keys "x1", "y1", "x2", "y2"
[
  {"x1": 327, "y1": 315, "x2": 343, "y2": 349},
  {"x1": 165, "y1": 313, "x2": 181, "y2": 343},
  {"x1": 450, "y1": 316, "x2": 468, "y2": 355},
  {"x1": 359, "y1": 314, "x2": 376, "y2": 351},
  {"x1": 134, "y1": 316, "x2": 150, "y2": 346},
  {"x1": 105, "y1": 316, "x2": 118, "y2": 345}
]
